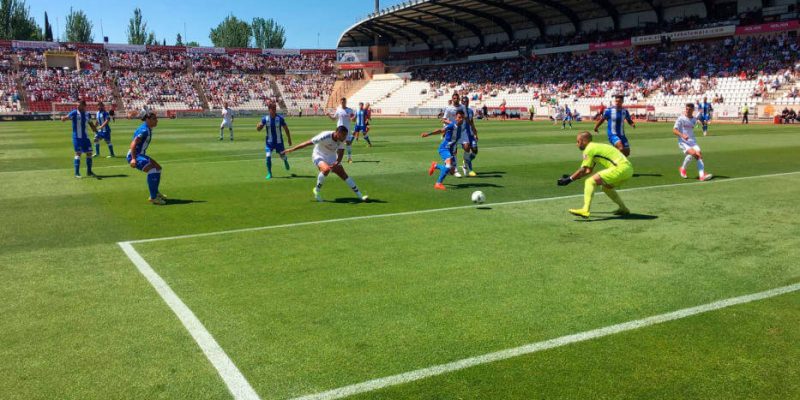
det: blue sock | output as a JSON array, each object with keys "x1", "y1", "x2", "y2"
[
  {"x1": 147, "y1": 172, "x2": 160, "y2": 199},
  {"x1": 95, "y1": 143, "x2": 100, "y2": 155},
  {"x1": 108, "y1": 144, "x2": 114, "y2": 156},
  {"x1": 364, "y1": 135, "x2": 372, "y2": 145},
  {"x1": 74, "y1": 157, "x2": 80, "y2": 175},
  {"x1": 266, "y1": 157, "x2": 272, "y2": 174},
  {"x1": 86, "y1": 156, "x2": 92, "y2": 174},
  {"x1": 465, "y1": 153, "x2": 473, "y2": 171},
  {"x1": 437, "y1": 164, "x2": 449, "y2": 183}
]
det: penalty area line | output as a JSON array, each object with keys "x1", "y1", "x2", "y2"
[
  {"x1": 291, "y1": 282, "x2": 800, "y2": 400},
  {"x1": 117, "y1": 241, "x2": 261, "y2": 400},
  {"x1": 127, "y1": 170, "x2": 800, "y2": 244}
]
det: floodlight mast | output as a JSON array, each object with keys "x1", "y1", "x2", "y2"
[{"x1": 375, "y1": 0, "x2": 380, "y2": 45}]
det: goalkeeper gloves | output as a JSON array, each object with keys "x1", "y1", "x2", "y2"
[{"x1": 557, "y1": 174, "x2": 573, "y2": 186}]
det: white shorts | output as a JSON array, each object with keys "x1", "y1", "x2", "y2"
[
  {"x1": 679, "y1": 142, "x2": 701, "y2": 154},
  {"x1": 313, "y1": 155, "x2": 337, "y2": 167},
  {"x1": 220, "y1": 120, "x2": 232, "y2": 128}
]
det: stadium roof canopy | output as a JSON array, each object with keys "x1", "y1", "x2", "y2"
[{"x1": 337, "y1": 0, "x2": 706, "y2": 48}]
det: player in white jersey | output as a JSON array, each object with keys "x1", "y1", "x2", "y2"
[
  {"x1": 329, "y1": 97, "x2": 356, "y2": 162},
  {"x1": 281, "y1": 126, "x2": 368, "y2": 202},
  {"x1": 673, "y1": 103, "x2": 713, "y2": 181},
  {"x1": 442, "y1": 93, "x2": 466, "y2": 125},
  {"x1": 553, "y1": 105, "x2": 563, "y2": 125},
  {"x1": 441, "y1": 93, "x2": 467, "y2": 177},
  {"x1": 219, "y1": 103, "x2": 234, "y2": 141}
]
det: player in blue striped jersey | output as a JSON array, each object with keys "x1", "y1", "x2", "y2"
[
  {"x1": 353, "y1": 102, "x2": 372, "y2": 147},
  {"x1": 256, "y1": 103, "x2": 293, "y2": 180},
  {"x1": 60, "y1": 100, "x2": 97, "y2": 178},
  {"x1": 93, "y1": 102, "x2": 115, "y2": 158},
  {"x1": 562, "y1": 105, "x2": 573, "y2": 129},
  {"x1": 421, "y1": 110, "x2": 470, "y2": 190},
  {"x1": 698, "y1": 96, "x2": 713, "y2": 136},
  {"x1": 460, "y1": 96, "x2": 479, "y2": 177},
  {"x1": 127, "y1": 112, "x2": 166, "y2": 205},
  {"x1": 594, "y1": 95, "x2": 636, "y2": 156}
]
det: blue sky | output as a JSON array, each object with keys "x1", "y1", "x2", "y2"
[{"x1": 27, "y1": 0, "x2": 407, "y2": 48}]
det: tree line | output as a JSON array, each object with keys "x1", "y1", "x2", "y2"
[{"x1": 0, "y1": 1, "x2": 286, "y2": 48}]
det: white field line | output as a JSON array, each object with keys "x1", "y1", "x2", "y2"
[
  {"x1": 117, "y1": 242, "x2": 261, "y2": 400},
  {"x1": 128, "y1": 170, "x2": 800, "y2": 244},
  {"x1": 291, "y1": 282, "x2": 800, "y2": 400}
]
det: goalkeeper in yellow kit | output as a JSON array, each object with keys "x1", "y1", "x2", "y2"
[{"x1": 557, "y1": 131, "x2": 633, "y2": 218}]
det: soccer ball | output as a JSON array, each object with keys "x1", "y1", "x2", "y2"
[{"x1": 471, "y1": 191, "x2": 486, "y2": 204}]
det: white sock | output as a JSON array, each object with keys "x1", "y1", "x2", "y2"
[
  {"x1": 681, "y1": 155, "x2": 693, "y2": 169},
  {"x1": 345, "y1": 177, "x2": 362, "y2": 196},
  {"x1": 697, "y1": 158, "x2": 705, "y2": 175},
  {"x1": 316, "y1": 172, "x2": 325, "y2": 189}
]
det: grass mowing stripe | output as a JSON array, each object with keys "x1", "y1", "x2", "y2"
[
  {"x1": 291, "y1": 282, "x2": 800, "y2": 400},
  {"x1": 117, "y1": 242, "x2": 261, "y2": 400},
  {"x1": 127, "y1": 170, "x2": 800, "y2": 244}
]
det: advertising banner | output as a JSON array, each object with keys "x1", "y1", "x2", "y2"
[
  {"x1": 632, "y1": 25, "x2": 736, "y2": 45},
  {"x1": 589, "y1": 39, "x2": 631, "y2": 51},
  {"x1": 736, "y1": 20, "x2": 799, "y2": 35},
  {"x1": 187, "y1": 46, "x2": 226, "y2": 54},
  {"x1": 263, "y1": 48, "x2": 301, "y2": 56},
  {"x1": 337, "y1": 46, "x2": 369, "y2": 63},
  {"x1": 104, "y1": 43, "x2": 146, "y2": 52}
]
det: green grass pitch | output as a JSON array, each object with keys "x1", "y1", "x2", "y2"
[{"x1": 1, "y1": 116, "x2": 799, "y2": 399}]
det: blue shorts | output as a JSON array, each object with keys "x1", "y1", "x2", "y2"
[
  {"x1": 265, "y1": 142, "x2": 285, "y2": 154},
  {"x1": 354, "y1": 124, "x2": 367, "y2": 133},
  {"x1": 438, "y1": 147, "x2": 455, "y2": 163},
  {"x1": 94, "y1": 131, "x2": 111, "y2": 141},
  {"x1": 699, "y1": 114, "x2": 711, "y2": 122},
  {"x1": 608, "y1": 133, "x2": 630, "y2": 149},
  {"x1": 72, "y1": 138, "x2": 92, "y2": 153},
  {"x1": 126, "y1": 153, "x2": 153, "y2": 171},
  {"x1": 563, "y1": 116, "x2": 572, "y2": 121}
]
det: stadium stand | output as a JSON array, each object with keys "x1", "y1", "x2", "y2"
[
  {"x1": 198, "y1": 71, "x2": 276, "y2": 110},
  {"x1": 0, "y1": 0, "x2": 797, "y2": 122}
]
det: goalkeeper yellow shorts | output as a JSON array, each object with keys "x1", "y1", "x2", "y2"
[{"x1": 598, "y1": 161, "x2": 633, "y2": 187}]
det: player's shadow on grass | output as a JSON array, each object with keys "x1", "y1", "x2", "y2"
[
  {"x1": 329, "y1": 197, "x2": 387, "y2": 204},
  {"x1": 91, "y1": 174, "x2": 129, "y2": 180},
  {"x1": 449, "y1": 182, "x2": 503, "y2": 189},
  {"x1": 276, "y1": 174, "x2": 316, "y2": 179},
  {"x1": 578, "y1": 213, "x2": 658, "y2": 222},
  {"x1": 632, "y1": 173, "x2": 663, "y2": 178},
  {"x1": 165, "y1": 199, "x2": 206, "y2": 205},
  {"x1": 473, "y1": 170, "x2": 506, "y2": 179}
]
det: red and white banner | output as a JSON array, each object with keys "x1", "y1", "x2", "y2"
[
  {"x1": 147, "y1": 45, "x2": 186, "y2": 53},
  {"x1": 72, "y1": 42, "x2": 104, "y2": 49},
  {"x1": 736, "y1": 20, "x2": 799, "y2": 35},
  {"x1": 338, "y1": 61, "x2": 384, "y2": 70},
  {"x1": 300, "y1": 49, "x2": 336, "y2": 56},
  {"x1": 632, "y1": 25, "x2": 736, "y2": 45},
  {"x1": 589, "y1": 39, "x2": 631, "y2": 51},
  {"x1": 226, "y1": 47, "x2": 262, "y2": 54}
]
